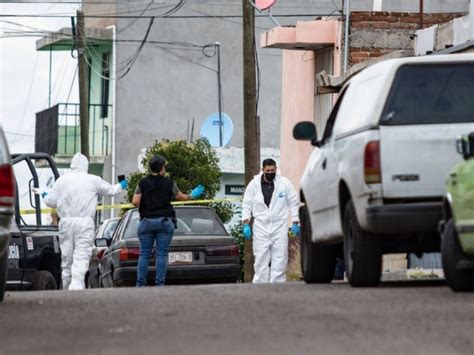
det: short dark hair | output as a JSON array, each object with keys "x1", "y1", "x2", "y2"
[
  {"x1": 149, "y1": 155, "x2": 166, "y2": 173},
  {"x1": 262, "y1": 158, "x2": 276, "y2": 168}
]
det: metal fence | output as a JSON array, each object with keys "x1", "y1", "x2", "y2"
[{"x1": 35, "y1": 103, "x2": 112, "y2": 156}]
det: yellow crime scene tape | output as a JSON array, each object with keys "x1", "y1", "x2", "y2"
[{"x1": 19, "y1": 197, "x2": 242, "y2": 215}]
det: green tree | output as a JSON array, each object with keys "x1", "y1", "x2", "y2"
[{"x1": 126, "y1": 139, "x2": 234, "y2": 224}]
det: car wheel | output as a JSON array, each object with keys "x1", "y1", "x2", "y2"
[
  {"x1": 300, "y1": 205, "x2": 337, "y2": 283},
  {"x1": 442, "y1": 219, "x2": 474, "y2": 292},
  {"x1": 32, "y1": 270, "x2": 57, "y2": 291},
  {"x1": 0, "y1": 251, "x2": 8, "y2": 302},
  {"x1": 343, "y1": 200, "x2": 382, "y2": 287}
]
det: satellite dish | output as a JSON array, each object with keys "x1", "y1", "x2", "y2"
[
  {"x1": 200, "y1": 112, "x2": 234, "y2": 147},
  {"x1": 256, "y1": 0, "x2": 277, "y2": 11}
]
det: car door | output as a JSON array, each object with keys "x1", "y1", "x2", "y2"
[
  {"x1": 307, "y1": 89, "x2": 346, "y2": 241},
  {"x1": 10, "y1": 154, "x2": 60, "y2": 288}
]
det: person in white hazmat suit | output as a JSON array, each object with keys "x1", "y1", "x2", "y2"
[
  {"x1": 42, "y1": 153, "x2": 128, "y2": 290},
  {"x1": 242, "y1": 158, "x2": 300, "y2": 283}
]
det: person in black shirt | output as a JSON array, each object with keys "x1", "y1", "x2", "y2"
[{"x1": 132, "y1": 155, "x2": 205, "y2": 287}]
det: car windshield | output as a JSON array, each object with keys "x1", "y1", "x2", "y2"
[
  {"x1": 123, "y1": 209, "x2": 227, "y2": 239},
  {"x1": 380, "y1": 63, "x2": 474, "y2": 125},
  {"x1": 101, "y1": 219, "x2": 119, "y2": 240}
]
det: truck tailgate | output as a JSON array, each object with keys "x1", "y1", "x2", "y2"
[{"x1": 380, "y1": 123, "x2": 474, "y2": 198}]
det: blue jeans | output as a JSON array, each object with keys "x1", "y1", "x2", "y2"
[{"x1": 136, "y1": 217, "x2": 174, "y2": 287}]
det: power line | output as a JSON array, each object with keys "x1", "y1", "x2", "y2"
[{"x1": 0, "y1": 13, "x2": 342, "y2": 18}]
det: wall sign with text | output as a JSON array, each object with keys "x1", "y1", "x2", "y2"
[{"x1": 225, "y1": 185, "x2": 245, "y2": 195}]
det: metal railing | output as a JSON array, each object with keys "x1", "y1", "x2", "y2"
[{"x1": 35, "y1": 103, "x2": 112, "y2": 157}]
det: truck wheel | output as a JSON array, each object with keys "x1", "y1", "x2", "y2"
[
  {"x1": 442, "y1": 219, "x2": 474, "y2": 292},
  {"x1": 32, "y1": 270, "x2": 57, "y2": 291},
  {"x1": 343, "y1": 201, "x2": 382, "y2": 287},
  {"x1": 300, "y1": 205, "x2": 337, "y2": 283},
  {"x1": 0, "y1": 252, "x2": 8, "y2": 302}
]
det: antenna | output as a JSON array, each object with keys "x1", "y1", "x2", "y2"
[
  {"x1": 200, "y1": 112, "x2": 234, "y2": 147},
  {"x1": 251, "y1": 0, "x2": 280, "y2": 27}
]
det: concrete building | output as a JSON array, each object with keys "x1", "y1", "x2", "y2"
[{"x1": 415, "y1": 0, "x2": 474, "y2": 55}]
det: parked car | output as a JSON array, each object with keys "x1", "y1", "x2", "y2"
[
  {"x1": 97, "y1": 206, "x2": 240, "y2": 287},
  {"x1": 293, "y1": 54, "x2": 474, "y2": 287},
  {"x1": 86, "y1": 217, "x2": 120, "y2": 288},
  {"x1": 441, "y1": 133, "x2": 474, "y2": 292},
  {"x1": 8, "y1": 153, "x2": 62, "y2": 291},
  {"x1": 0, "y1": 127, "x2": 15, "y2": 302}
]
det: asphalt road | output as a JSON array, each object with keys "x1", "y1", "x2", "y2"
[{"x1": 1, "y1": 281, "x2": 473, "y2": 355}]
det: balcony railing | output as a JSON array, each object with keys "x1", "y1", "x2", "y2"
[{"x1": 35, "y1": 103, "x2": 112, "y2": 157}]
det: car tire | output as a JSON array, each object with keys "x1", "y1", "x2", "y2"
[
  {"x1": 0, "y1": 251, "x2": 8, "y2": 302},
  {"x1": 300, "y1": 205, "x2": 337, "y2": 283},
  {"x1": 32, "y1": 270, "x2": 57, "y2": 291},
  {"x1": 442, "y1": 219, "x2": 474, "y2": 292},
  {"x1": 343, "y1": 200, "x2": 382, "y2": 287}
]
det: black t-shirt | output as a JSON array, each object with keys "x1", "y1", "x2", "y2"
[
  {"x1": 136, "y1": 175, "x2": 177, "y2": 219},
  {"x1": 261, "y1": 175, "x2": 274, "y2": 207}
]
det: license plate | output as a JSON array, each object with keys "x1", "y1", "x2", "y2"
[{"x1": 168, "y1": 251, "x2": 193, "y2": 265}]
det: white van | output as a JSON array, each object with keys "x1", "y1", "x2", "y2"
[{"x1": 293, "y1": 54, "x2": 474, "y2": 286}]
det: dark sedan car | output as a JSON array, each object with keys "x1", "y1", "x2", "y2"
[
  {"x1": 97, "y1": 206, "x2": 240, "y2": 287},
  {"x1": 86, "y1": 217, "x2": 120, "y2": 288}
]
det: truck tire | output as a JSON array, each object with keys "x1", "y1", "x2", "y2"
[
  {"x1": 300, "y1": 205, "x2": 337, "y2": 283},
  {"x1": 343, "y1": 201, "x2": 382, "y2": 287},
  {"x1": 0, "y1": 252, "x2": 8, "y2": 302},
  {"x1": 32, "y1": 270, "x2": 57, "y2": 291},
  {"x1": 442, "y1": 219, "x2": 474, "y2": 292}
]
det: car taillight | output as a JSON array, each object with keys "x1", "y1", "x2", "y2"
[
  {"x1": 206, "y1": 245, "x2": 239, "y2": 257},
  {"x1": 364, "y1": 141, "x2": 381, "y2": 184},
  {"x1": 0, "y1": 164, "x2": 15, "y2": 206},
  {"x1": 119, "y1": 247, "x2": 140, "y2": 261},
  {"x1": 97, "y1": 249, "x2": 106, "y2": 260}
]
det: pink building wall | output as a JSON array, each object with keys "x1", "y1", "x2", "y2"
[{"x1": 261, "y1": 20, "x2": 342, "y2": 192}]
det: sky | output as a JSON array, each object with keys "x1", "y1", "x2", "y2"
[{"x1": 0, "y1": 1, "x2": 80, "y2": 154}]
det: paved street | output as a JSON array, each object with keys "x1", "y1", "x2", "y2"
[{"x1": 1, "y1": 281, "x2": 473, "y2": 355}]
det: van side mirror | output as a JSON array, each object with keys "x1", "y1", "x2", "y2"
[
  {"x1": 95, "y1": 238, "x2": 110, "y2": 247},
  {"x1": 293, "y1": 121, "x2": 318, "y2": 145},
  {"x1": 456, "y1": 133, "x2": 474, "y2": 160}
]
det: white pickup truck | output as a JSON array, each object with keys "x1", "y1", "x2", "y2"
[{"x1": 293, "y1": 54, "x2": 474, "y2": 287}]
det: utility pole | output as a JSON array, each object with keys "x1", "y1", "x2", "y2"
[
  {"x1": 77, "y1": 10, "x2": 90, "y2": 158},
  {"x1": 215, "y1": 42, "x2": 223, "y2": 147},
  {"x1": 242, "y1": 0, "x2": 259, "y2": 282},
  {"x1": 419, "y1": 0, "x2": 424, "y2": 29}
]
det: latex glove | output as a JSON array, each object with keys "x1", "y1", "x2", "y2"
[
  {"x1": 190, "y1": 185, "x2": 205, "y2": 199},
  {"x1": 243, "y1": 223, "x2": 252, "y2": 240},
  {"x1": 120, "y1": 179, "x2": 129, "y2": 190},
  {"x1": 290, "y1": 223, "x2": 300, "y2": 237},
  {"x1": 31, "y1": 187, "x2": 45, "y2": 195},
  {"x1": 41, "y1": 192, "x2": 48, "y2": 198}
]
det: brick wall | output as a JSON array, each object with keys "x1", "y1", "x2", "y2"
[{"x1": 349, "y1": 12, "x2": 466, "y2": 65}]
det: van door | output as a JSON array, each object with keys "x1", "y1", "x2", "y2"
[{"x1": 379, "y1": 63, "x2": 474, "y2": 199}]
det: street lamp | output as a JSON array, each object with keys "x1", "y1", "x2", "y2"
[{"x1": 203, "y1": 42, "x2": 223, "y2": 147}]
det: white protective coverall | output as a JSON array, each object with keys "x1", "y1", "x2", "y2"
[
  {"x1": 242, "y1": 173, "x2": 299, "y2": 283},
  {"x1": 44, "y1": 153, "x2": 123, "y2": 290}
]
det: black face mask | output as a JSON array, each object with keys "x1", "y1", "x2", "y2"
[{"x1": 264, "y1": 172, "x2": 276, "y2": 182}]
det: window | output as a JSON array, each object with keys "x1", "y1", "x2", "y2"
[
  {"x1": 381, "y1": 63, "x2": 474, "y2": 125},
  {"x1": 314, "y1": 47, "x2": 334, "y2": 135},
  {"x1": 100, "y1": 52, "x2": 110, "y2": 118}
]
